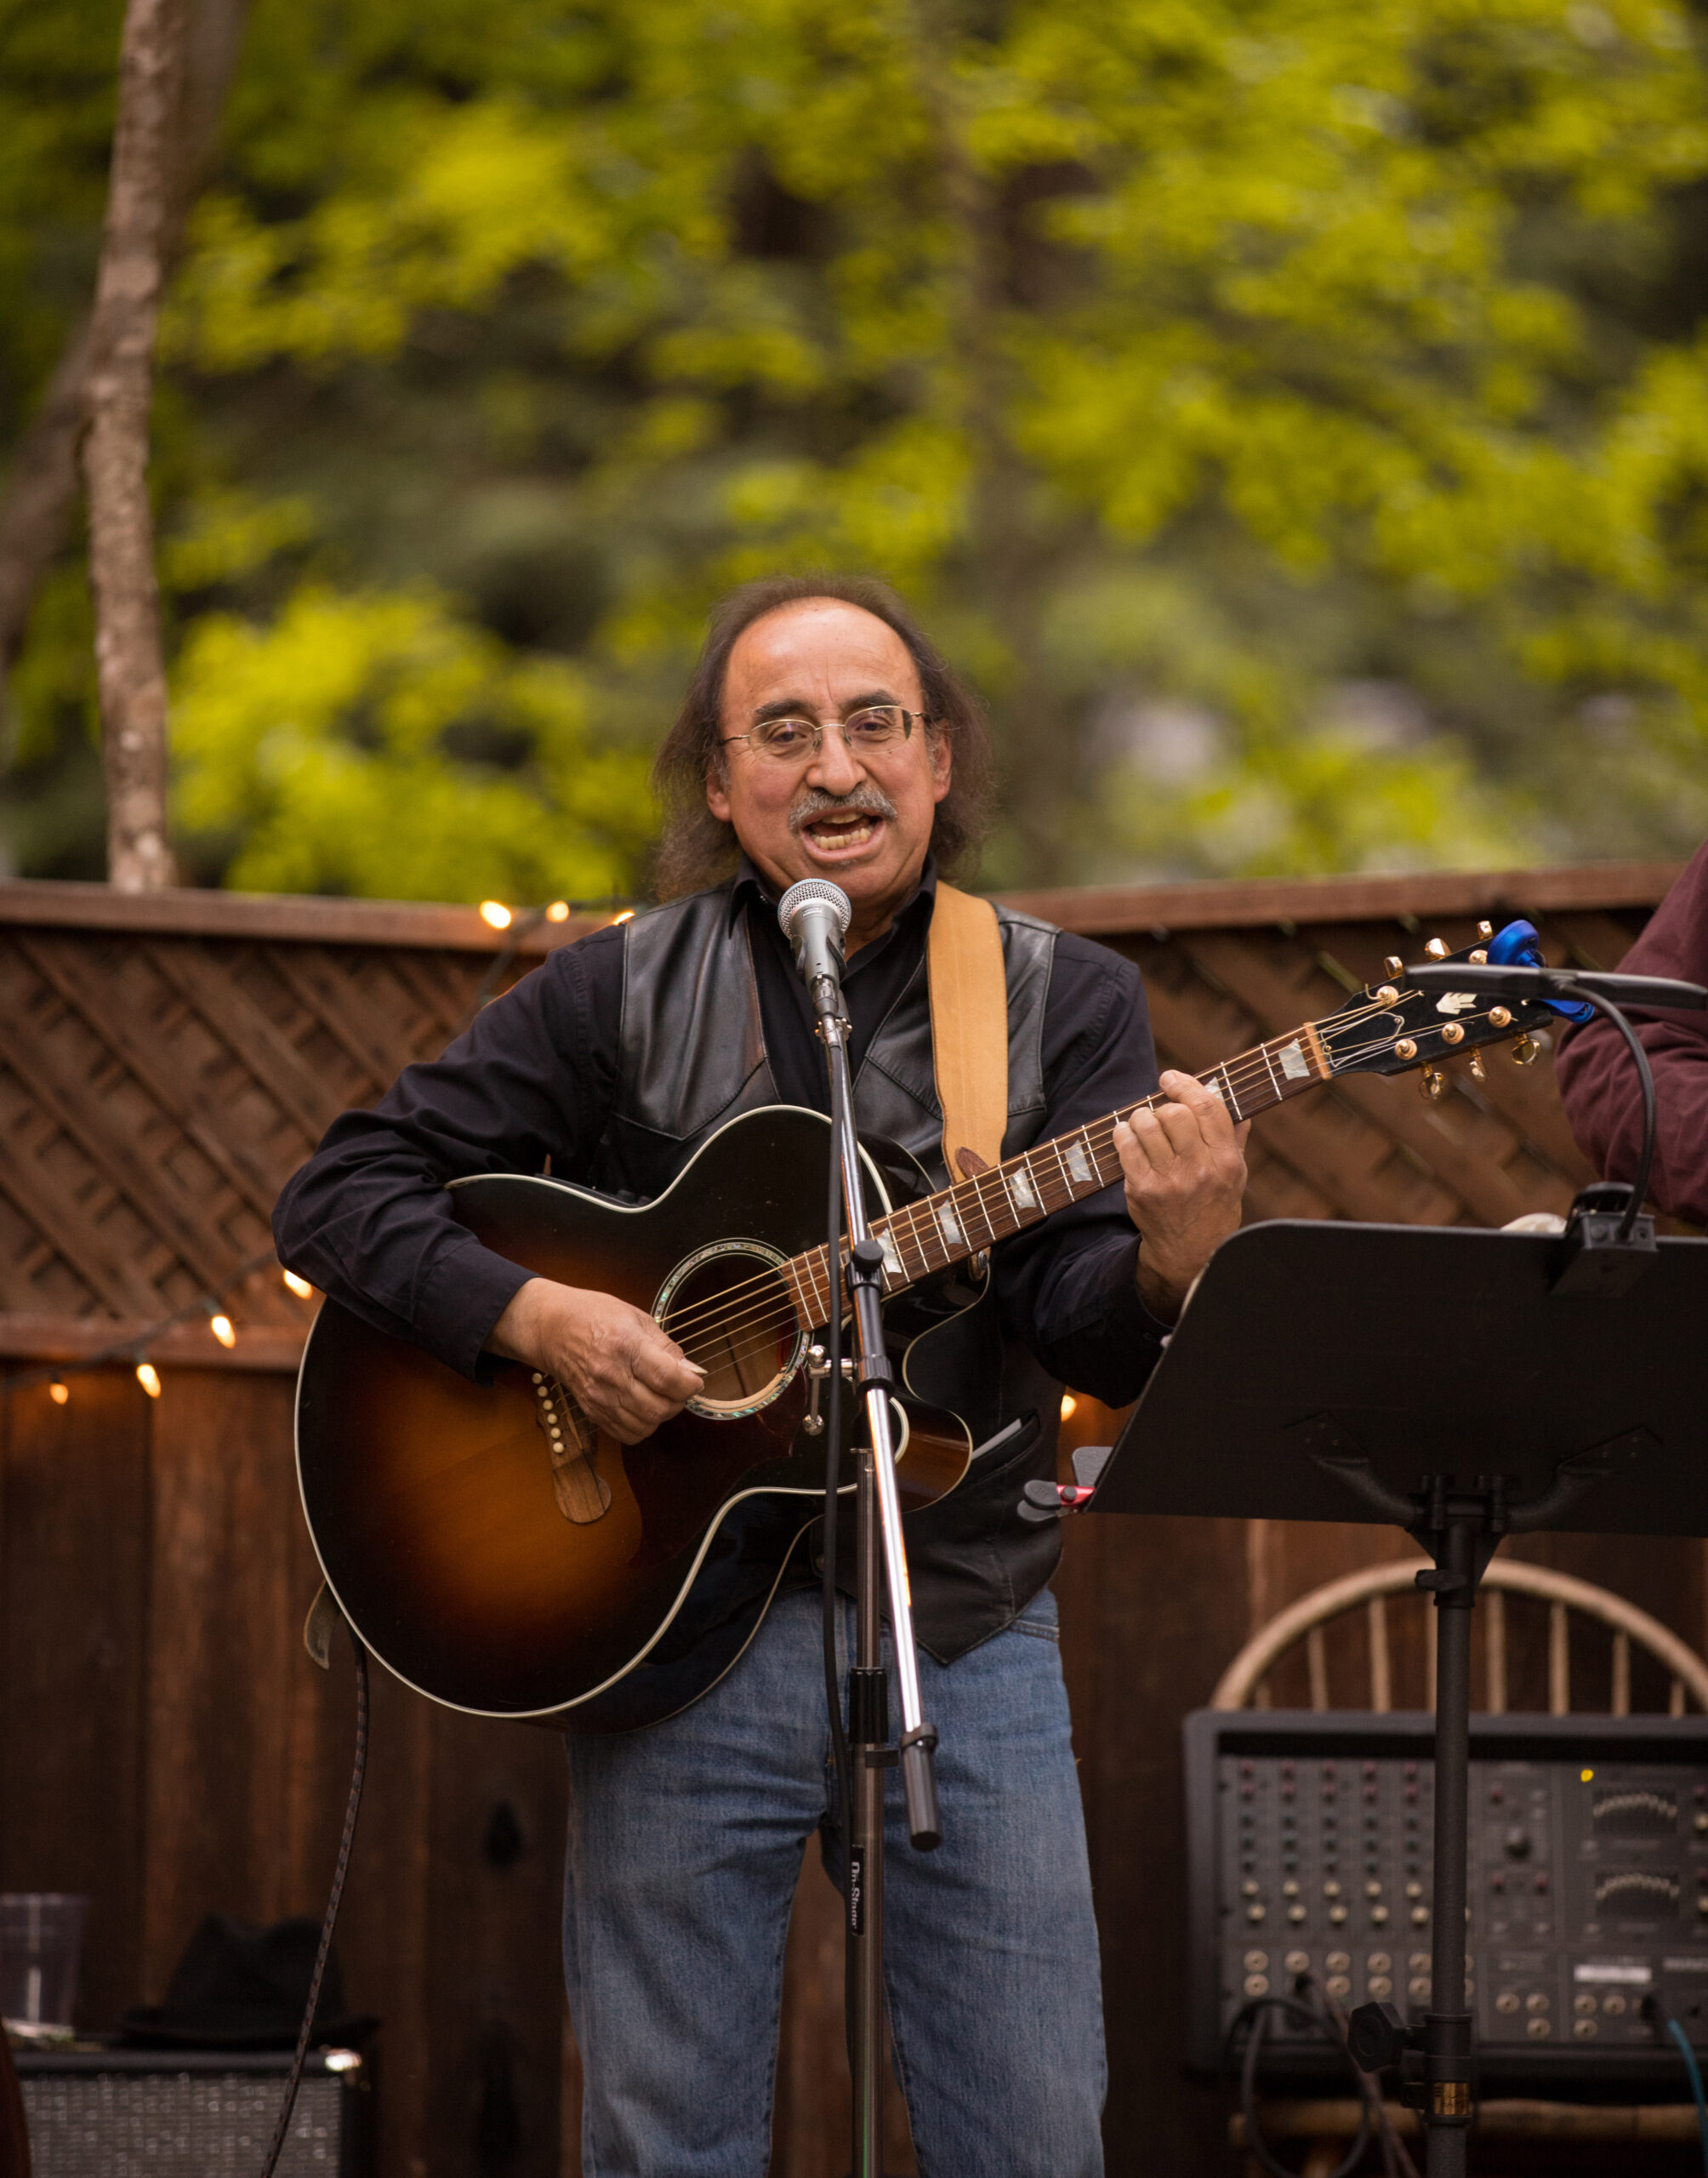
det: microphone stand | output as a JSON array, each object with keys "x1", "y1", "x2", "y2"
[{"x1": 810, "y1": 961, "x2": 942, "y2": 2178}]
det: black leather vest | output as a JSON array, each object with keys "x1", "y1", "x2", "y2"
[
  {"x1": 586, "y1": 883, "x2": 1071, "y2": 1661},
  {"x1": 586, "y1": 883, "x2": 1056, "y2": 1195}
]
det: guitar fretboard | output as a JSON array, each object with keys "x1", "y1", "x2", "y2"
[{"x1": 782, "y1": 1019, "x2": 1330, "y2": 1328}]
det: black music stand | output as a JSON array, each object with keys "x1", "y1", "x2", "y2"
[{"x1": 1081, "y1": 1217, "x2": 1708, "y2": 2178}]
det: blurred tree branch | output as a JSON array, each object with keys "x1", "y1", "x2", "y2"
[{"x1": 0, "y1": 0, "x2": 248, "y2": 735}]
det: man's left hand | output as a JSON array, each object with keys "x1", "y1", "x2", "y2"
[{"x1": 1114, "y1": 1069, "x2": 1249, "y2": 1322}]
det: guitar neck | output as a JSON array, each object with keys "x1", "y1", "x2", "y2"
[{"x1": 783, "y1": 1018, "x2": 1333, "y2": 1326}]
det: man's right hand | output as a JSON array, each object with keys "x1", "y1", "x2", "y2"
[{"x1": 488, "y1": 1277, "x2": 706, "y2": 1445}]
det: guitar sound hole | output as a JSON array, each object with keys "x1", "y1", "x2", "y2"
[{"x1": 655, "y1": 1240, "x2": 804, "y2": 1419}]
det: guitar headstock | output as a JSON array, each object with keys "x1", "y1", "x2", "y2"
[{"x1": 1315, "y1": 920, "x2": 1562, "y2": 1099}]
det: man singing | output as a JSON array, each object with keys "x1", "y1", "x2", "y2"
[{"x1": 276, "y1": 574, "x2": 1248, "y2": 2176}]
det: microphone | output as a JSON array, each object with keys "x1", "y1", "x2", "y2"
[
  {"x1": 777, "y1": 878, "x2": 851, "y2": 1017},
  {"x1": 1405, "y1": 962, "x2": 1707, "y2": 1012}
]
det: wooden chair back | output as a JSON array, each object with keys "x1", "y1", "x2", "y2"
[{"x1": 1210, "y1": 1558, "x2": 1708, "y2": 1717}]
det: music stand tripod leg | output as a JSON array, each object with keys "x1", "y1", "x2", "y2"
[
  {"x1": 1419, "y1": 1507, "x2": 1477, "y2": 2178},
  {"x1": 1343, "y1": 1473, "x2": 1498, "y2": 2176}
]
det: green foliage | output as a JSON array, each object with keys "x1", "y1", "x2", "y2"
[
  {"x1": 7, "y1": 0, "x2": 1708, "y2": 893},
  {"x1": 172, "y1": 586, "x2": 652, "y2": 898}
]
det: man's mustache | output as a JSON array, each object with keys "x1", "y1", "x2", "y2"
[{"x1": 788, "y1": 784, "x2": 897, "y2": 835}]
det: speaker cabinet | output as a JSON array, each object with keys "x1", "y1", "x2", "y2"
[{"x1": 14, "y1": 2047, "x2": 373, "y2": 2176}]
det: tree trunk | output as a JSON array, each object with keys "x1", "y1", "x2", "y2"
[
  {"x1": 81, "y1": 0, "x2": 191, "y2": 890},
  {"x1": 0, "y1": 0, "x2": 249, "y2": 700},
  {"x1": 914, "y1": 0, "x2": 1079, "y2": 886}
]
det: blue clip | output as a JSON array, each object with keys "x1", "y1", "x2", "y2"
[{"x1": 1487, "y1": 920, "x2": 1595, "y2": 1024}]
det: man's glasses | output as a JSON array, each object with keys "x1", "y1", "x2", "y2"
[{"x1": 720, "y1": 705, "x2": 931, "y2": 767}]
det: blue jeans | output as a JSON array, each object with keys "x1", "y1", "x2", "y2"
[{"x1": 563, "y1": 1585, "x2": 1106, "y2": 2178}]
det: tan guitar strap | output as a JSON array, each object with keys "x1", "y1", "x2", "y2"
[{"x1": 926, "y1": 881, "x2": 1008, "y2": 1182}]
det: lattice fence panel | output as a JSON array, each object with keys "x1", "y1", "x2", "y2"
[
  {"x1": 0, "y1": 888, "x2": 1669, "y2": 1333},
  {"x1": 0, "y1": 929, "x2": 510, "y2": 1326}
]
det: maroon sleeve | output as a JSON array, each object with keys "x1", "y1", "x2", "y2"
[{"x1": 1554, "y1": 839, "x2": 1708, "y2": 1223}]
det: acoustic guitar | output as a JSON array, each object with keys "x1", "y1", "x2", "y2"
[{"x1": 295, "y1": 926, "x2": 1558, "y2": 1730}]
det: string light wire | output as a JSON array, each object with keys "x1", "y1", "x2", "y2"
[{"x1": 1, "y1": 1242, "x2": 305, "y2": 1404}]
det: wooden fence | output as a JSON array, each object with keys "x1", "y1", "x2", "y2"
[{"x1": 0, "y1": 860, "x2": 1697, "y2": 2177}]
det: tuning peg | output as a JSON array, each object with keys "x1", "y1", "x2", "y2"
[
  {"x1": 1384, "y1": 955, "x2": 1404, "y2": 978},
  {"x1": 1420, "y1": 1063, "x2": 1448, "y2": 1102},
  {"x1": 1469, "y1": 1050, "x2": 1487, "y2": 1083},
  {"x1": 1476, "y1": 920, "x2": 1494, "y2": 939},
  {"x1": 1424, "y1": 938, "x2": 1449, "y2": 961},
  {"x1": 1375, "y1": 984, "x2": 1399, "y2": 1006},
  {"x1": 1468, "y1": 949, "x2": 1489, "y2": 965},
  {"x1": 1511, "y1": 1035, "x2": 1539, "y2": 1067},
  {"x1": 1395, "y1": 1037, "x2": 1418, "y2": 1062},
  {"x1": 1489, "y1": 1006, "x2": 1512, "y2": 1029}
]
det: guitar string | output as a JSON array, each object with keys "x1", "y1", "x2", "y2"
[
  {"x1": 660, "y1": 991, "x2": 1454, "y2": 1356},
  {"x1": 655, "y1": 1025, "x2": 1346, "y2": 1345},
  {"x1": 658, "y1": 984, "x2": 1477, "y2": 1354},
  {"x1": 666, "y1": 994, "x2": 1523, "y2": 1364}
]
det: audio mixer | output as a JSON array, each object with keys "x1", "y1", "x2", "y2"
[{"x1": 1184, "y1": 1710, "x2": 1708, "y2": 2089}]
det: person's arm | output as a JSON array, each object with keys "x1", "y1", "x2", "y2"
[
  {"x1": 993, "y1": 938, "x2": 1247, "y2": 1407},
  {"x1": 272, "y1": 927, "x2": 701, "y2": 1429},
  {"x1": 1555, "y1": 841, "x2": 1708, "y2": 1225}
]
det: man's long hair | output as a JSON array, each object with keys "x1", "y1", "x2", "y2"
[{"x1": 651, "y1": 574, "x2": 995, "y2": 899}]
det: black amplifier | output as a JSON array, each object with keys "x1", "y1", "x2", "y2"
[
  {"x1": 1185, "y1": 1710, "x2": 1708, "y2": 2090},
  {"x1": 14, "y1": 2047, "x2": 373, "y2": 2177}
]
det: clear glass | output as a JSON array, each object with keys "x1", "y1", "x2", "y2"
[
  {"x1": 0, "y1": 1892, "x2": 88, "y2": 2038},
  {"x1": 733, "y1": 705, "x2": 914, "y2": 765}
]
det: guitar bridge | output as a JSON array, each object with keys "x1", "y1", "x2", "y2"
[{"x1": 531, "y1": 1371, "x2": 612, "y2": 1524}]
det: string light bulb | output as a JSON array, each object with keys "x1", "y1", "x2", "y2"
[
  {"x1": 208, "y1": 1314, "x2": 236, "y2": 1349},
  {"x1": 1060, "y1": 1394, "x2": 1078, "y2": 1421},
  {"x1": 136, "y1": 1362, "x2": 162, "y2": 1399},
  {"x1": 282, "y1": 1269, "x2": 314, "y2": 1300},
  {"x1": 48, "y1": 1382, "x2": 69, "y2": 1405},
  {"x1": 545, "y1": 900, "x2": 570, "y2": 923},
  {"x1": 612, "y1": 909, "x2": 635, "y2": 925},
  {"x1": 478, "y1": 900, "x2": 512, "y2": 931}
]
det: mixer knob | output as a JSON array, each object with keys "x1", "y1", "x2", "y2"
[
  {"x1": 1370, "y1": 1906, "x2": 1390, "y2": 1925},
  {"x1": 1246, "y1": 1904, "x2": 1267, "y2": 1923},
  {"x1": 1329, "y1": 1904, "x2": 1349, "y2": 1924},
  {"x1": 1324, "y1": 1880, "x2": 1343, "y2": 1899}
]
